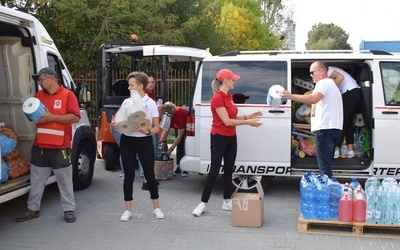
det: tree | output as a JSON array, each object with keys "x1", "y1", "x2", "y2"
[
  {"x1": 259, "y1": 0, "x2": 294, "y2": 49},
  {"x1": 33, "y1": 0, "x2": 184, "y2": 71},
  {"x1": 306, "y1": 23, "x2": 352, "y2": 50},
  {"x1": 2, "y1": 0, "x2": 292, "y2": 70}
]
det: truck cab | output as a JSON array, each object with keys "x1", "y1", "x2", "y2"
[
  {"x1": 181, "y1": 50, "x2": 400, "y2": 189},
  {"x1": 95, "y1": 43, "x2": 212, "y2": 170},
  {"x1": 0, "y1": 6, "x2": 96, "y2": 204}
]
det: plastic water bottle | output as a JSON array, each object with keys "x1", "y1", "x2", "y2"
[
  {"x1": 375, "y1": 186, "x2": 384, "y2": 224},
  {"x1": 365, "y1": 185, "x2": 376, "y2": 223},
  {"x1": 353, "y1": 187, "x2": 366, "y2": 222},
  {"x1": 396, "y1": 184, "x2": 400, "y2": 225},
  {"x1": 315, "y1": 180, "x2": 329, "y2": 220},
  {"x1": 365, "y1": 177, "x2": 380, "y2": 223},
  {"x1": 339, "y1": 188, "x2": 353, "y2": 222},
  {"x1": 328, "y1": 177, "x2": 341, "y2": 219},
  {"x1": 349, "y1": 178, "x2": 361, "y2": 194},
  {"x1": 300, "y1": 177, "x2": 316, "y2": 219},
  {"x1": 384, "y1": 184, "x2": 397, "y2": 224}
]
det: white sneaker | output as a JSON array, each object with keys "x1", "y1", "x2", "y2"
[
  {"x1": 120, "y1": 210, "x2": 132, "y2": 222},
  {"x1": 153, "y1": 208, "x2": 165, "y2": 219},
  {"x1": 192, "y1": 202, "x2": 207, "y2": 217},
  {"x1": 334, "y1": 150, "x2": 339, "y2": 159},
  {"x1": 347, "y1": 150, "x2": 355, "y2": 158},
  {"x1": 222, "y1": 200, "x2": 232, "y2": 211}
]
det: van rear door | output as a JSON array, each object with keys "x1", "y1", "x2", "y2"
[{"x1": 372, "y1": 60, "x2": 400, "y2": 177}]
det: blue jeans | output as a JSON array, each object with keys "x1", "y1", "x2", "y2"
[{"x1": 315, "y1": 129, "x2": 342, "y2": 178}]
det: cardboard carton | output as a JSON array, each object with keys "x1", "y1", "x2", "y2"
[{"x1": 232, "y1": 182, "x2": 264, "y2": 227}]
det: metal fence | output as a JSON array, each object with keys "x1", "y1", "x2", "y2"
[{"x1": 73, "y1": 69, "x2": 193, "y2": 127}]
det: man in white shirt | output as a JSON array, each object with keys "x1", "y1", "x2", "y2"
[{"x1": 281, "y1": 61, "x2": 343, "y2": 177}]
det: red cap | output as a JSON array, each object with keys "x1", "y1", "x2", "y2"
[{"x1": 216, "y1": 69, "x2": 240, "y2": 81}]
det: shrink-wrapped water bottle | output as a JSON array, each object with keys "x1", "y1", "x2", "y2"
[
  {"x1": 339, "y1": 188, "x2": 353, "y2": 222},
  {"x1": 349, "y1": 177, "x2": 361, "y2": 195},
  {"x1": 300, "y1": 177, "x2": 316, "y2": 219},
  {"x1": 374, "y1": 186, "x2": 384, "y2": 224},
  {"x1": 384, "y1": 184, "x2": 397, "y2": 224},
  {"x1": 327, "y1": 177, "x2": 341, "y2": 219},
  {"x1": 365, "y1": 177, "x2": 380, "y2": 223},
  {"x1": 353, "y1": 187, "x2": 366, "y2": 222},
  {"x1": 315, "y1": 180, "x2": 329, "y2": 220}
]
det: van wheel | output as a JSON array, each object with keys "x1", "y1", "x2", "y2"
[
  {"x1": 73, "y1": 140, "x2": 95, "y2": 190},
  {"x1": 232, "y1": 175, "x2": 262, "y2": 191},
  {"x1": 104, "y1": 144, "x2": 116, "y2": 171}
]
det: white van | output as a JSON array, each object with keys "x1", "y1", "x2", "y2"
[
  {"x1": 0, "y1": 7, "x2": 96, "y2": 204},
  {"x1": 181, "y1": 50, "x2": 400, "y2": 189}
]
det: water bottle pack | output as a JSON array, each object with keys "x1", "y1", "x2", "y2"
[
  {"x1": 300, "y1": 175, "x2": 400, "y2": 224},
  {"x1": 300, "y1": 172, "x2": 335, "y2": 221},
  {"x1": 363, "y1": 177, "x2": 399, "y2": 225}
]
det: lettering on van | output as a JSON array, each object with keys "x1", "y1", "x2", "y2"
[
  {"x1": 374, "y1": 167, "x2": 400, "y2": 176},
  {"x1": 207, "y1": 165, "x2": 291, "y2": 175}
]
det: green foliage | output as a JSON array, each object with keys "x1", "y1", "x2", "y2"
[
  {"x1": 306, "y1": 22, "x2": 352, "y2": 50},
  {"x1": 3, "y1": 0, "x2": 291, "y2": 71}
]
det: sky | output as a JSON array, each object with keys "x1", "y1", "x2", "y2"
[{"x1": 287, "y1": 0, "x2": 400, "y2": 50}]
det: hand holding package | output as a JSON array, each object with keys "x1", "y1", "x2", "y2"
[{"x1": 114, "y1": 90, "x2": 152, "y2": 133}]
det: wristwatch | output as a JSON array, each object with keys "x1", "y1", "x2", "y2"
[{"x1": 146, "y1": 129, "x2": 151, "y2": 135}]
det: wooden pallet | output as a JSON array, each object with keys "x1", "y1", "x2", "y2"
[{"x1": 298, "y1": 216, "x2": 400, "y2": 239}]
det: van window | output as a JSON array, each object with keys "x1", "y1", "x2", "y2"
[
  {"x1": 381, "y1": 62, "x2": 400, "y2": 105},
  {"x1": 47, "y1": 53, "x2": 72, "y2": 90},
  {"x1": 201, "y1": 61, "x2": 288, "y2": 104}
]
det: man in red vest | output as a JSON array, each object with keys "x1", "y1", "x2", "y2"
[{"x1": 17, "y1": 67, "x2": 81, "y2": 223}]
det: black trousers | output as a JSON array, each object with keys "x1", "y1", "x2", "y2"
[
  {"x1": 201, "y1": 133, "x2": 237, "y2": 202},
  {"x1": 337, "y1": 88, "x2": 362, "y2": 147},
  {"x1": 120, "y1": 135, "x2": 159, "y2": 200}
]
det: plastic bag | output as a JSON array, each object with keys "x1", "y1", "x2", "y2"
[
  {"x1": 299, "y1": 138, "x2": 316, "y2": 156},
  {"x1": 114, "y1": 90, "x2": 152, "y2": 134},
  {"x1": 0, "y1": 134, "x2": 17, "y2": 157},
  {"x1": 1, "y1": 159, "x2": 11, "y2": 183}
]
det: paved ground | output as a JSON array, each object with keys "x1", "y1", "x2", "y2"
[{"x1": 1, "y1": 158, "x2": 399, "y2": 250}]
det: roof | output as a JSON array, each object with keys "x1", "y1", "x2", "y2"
[{"x1": 104, "y1": 45, "x2": 212, "y2": 62}]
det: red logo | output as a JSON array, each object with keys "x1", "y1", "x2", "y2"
[{"x1": 54, "y1": 100, "x2": 62, "y2": 109}]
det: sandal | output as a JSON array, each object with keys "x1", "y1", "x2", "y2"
[{"x1": 64, "y1": 211, "x2": 76, "y2": 223}]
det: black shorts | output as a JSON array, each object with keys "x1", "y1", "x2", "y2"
[{"x1": 31, "y1": 145, "x2": 72, "y2": 169}]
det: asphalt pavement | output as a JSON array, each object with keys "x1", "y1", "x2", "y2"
[{"x1": 1, "y1": 158, "x2": 399, "y2": 250}]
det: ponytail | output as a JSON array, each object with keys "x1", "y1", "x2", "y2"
[{"x1": 211, "y1": 78, "x2": 221, "y2": 93}]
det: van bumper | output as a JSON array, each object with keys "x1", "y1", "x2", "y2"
[{"x1": 180, "y1": 156, "x2": 201, "y2": 173}]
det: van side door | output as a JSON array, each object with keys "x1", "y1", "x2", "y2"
[
  {"x1": 372, "y1": 60, "x2": 400, "y2": 177},
  {"x1": 198, "y1": 58, "x2": 292, "y2": 176}
]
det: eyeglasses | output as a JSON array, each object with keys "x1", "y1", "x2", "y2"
[
  {"x1": 37, "y1": 77, "x2": 51, "y2": 83},
  {"x1": 310, "y1": 68, "x2": 321, "y2": 76}
]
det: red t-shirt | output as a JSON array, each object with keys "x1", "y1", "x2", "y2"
[
  {"x1": 211, "y1": 91, "x2": 238, "y2": 136},
  {"x1": 145, "y1": 89, "x2": 156, "y2": 101},
  {"x1": 170, "y1": 106, "x2": 189, "y2": 129}
]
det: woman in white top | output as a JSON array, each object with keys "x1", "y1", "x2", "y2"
[
  {"x1": 111, "y1": 71, "x2": 164, "y2": 222},
  {"x1": 328, "y1": 66, "x2": 362, "y2": 158}
]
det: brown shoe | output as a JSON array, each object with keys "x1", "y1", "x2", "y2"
[
  {"x1": 16, "y1": 209, "x2": 40, "y2": 222},
  {"x1": 64, "y1": 211, "x2": 76, "y2": 223}
]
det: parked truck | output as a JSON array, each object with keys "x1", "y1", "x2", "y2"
[
  {"x1": 359, "y1": 40, "x2": 400, "y2": 53},
  {"x1": 0, "y1": 6, "x2": 96, "y2": 204}
]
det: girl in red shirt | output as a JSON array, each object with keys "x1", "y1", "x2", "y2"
[{"x1": 192, "y1": 69, "x2": 263, "y2": 217}]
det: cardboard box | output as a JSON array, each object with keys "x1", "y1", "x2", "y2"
[{"x1": 232, "y1": 182, "x2": 264, "y2": 227}]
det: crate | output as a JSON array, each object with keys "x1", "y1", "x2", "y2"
[{"x1": 297, "y1": 215, "x2": 400, "y2": 239}]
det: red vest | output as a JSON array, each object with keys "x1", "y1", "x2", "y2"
[{"x1": 35, "y1": 87, "x2": 70, "y2": 146}]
